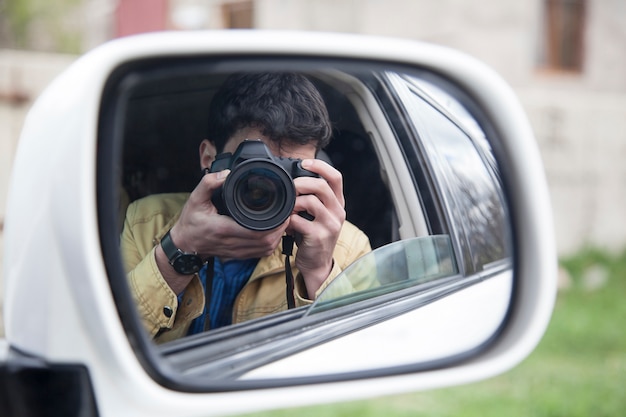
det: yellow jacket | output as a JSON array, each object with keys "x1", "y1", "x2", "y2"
[{"x1": 121, "y1": 193, "x2": 372, "y2": 343}]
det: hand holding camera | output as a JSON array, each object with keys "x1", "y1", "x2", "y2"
[
  {"x1": 286, "y1": 155, "x2": 346, "y2": 298},
  {"x1": 169, "y1": 139, "x2": 345, "y2": 299},
  {"x1": 209, "y1": 139, "x2": 318, "y2": 231}
]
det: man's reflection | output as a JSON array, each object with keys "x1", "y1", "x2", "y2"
[{"x1": 120, "y1": 73, "x2": 371, "y2": 342}]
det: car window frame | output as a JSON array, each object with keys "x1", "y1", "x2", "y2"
[{"x1": 380, "y1": 72, "x2": 512, "y2": 276}]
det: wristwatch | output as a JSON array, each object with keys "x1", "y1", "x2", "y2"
[{"x1": 160, "y1": 230, "x2": 205, "y2": 275}]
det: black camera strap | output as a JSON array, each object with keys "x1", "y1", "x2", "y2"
[
  {"x1": 203, "y1": 256, "x2": 215, "y2": 332},
  {"x1": 282, "y1": 235, "x2": 296, "y2": 309}
]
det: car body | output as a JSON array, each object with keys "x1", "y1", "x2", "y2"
[{"x1": 1, "y1": 31, "x2": 556, "y2": 416}]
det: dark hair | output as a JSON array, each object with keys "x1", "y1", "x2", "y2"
[{"x1": 207, "y1": 72, "x2": 332, "y2": 153}]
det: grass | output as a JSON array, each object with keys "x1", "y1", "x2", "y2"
[{"x1": 242, "y1": 248, "x2": 626, "y2": 417}]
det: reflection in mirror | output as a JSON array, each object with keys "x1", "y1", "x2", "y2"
[
  {"x1": 106, "y1": 58, "x2": 513, "y2": 384},
  {"x1": 119, "y1": 70, "x2": 382, "y2": 343}
]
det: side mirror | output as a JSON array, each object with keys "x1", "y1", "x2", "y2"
[{"x1": 3, "y1": 31, "x2": 556, "y2": 415}]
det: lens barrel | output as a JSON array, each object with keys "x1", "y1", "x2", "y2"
[{"x1": 221, "y1": 159, "x2": 296, "y2": 231}]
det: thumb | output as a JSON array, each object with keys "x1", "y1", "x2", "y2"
[{"x1": 189, "y1": 169, "x2": 230, "y2": 204}]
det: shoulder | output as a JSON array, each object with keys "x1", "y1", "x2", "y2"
[
  {"x1": 334, "y1": 221, "x2": 372, "y2": 264},
  {"x1": 125, "y1": 193, "x2": 189, "y2": 226},
  {"x1": 338, "y1": 220, "x2": 369, "y2": 243}
]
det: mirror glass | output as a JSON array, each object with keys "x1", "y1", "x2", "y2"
[{"x1": 104, "y1": 57, "x2": 513, "y2": 385}]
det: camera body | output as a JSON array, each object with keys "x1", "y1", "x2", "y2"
[{"x1": 210, "y1": 139, "x2": 318, "y2": 231}]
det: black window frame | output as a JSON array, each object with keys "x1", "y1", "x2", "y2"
[{"x1": 380, "y1": 72, "x2": 512, "y2": 276}]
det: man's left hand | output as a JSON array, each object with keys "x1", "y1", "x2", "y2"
[{"x1": 287, "y1": 158, "x2": 346, "y2": 299}]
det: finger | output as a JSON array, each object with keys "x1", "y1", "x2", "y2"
[
  {"x1": 300, "y1": 159, "x2": 344, "y2": 207},
  {"x1": 292, "y1": 194, "x2": 344, "y2": 234},
  {"x1": 217, "y1": 226, "x2": 286, "y2": 258},
  {"x1": 187, "y1": 169, "x2": 230, "y2": 206},
  {"x1": 293, "y1": 176, "x2": 344, "y2": 215}
]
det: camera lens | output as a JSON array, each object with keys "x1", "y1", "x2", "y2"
[
  {"x1": 235, "y1": 169, "x2": 282, "y2": 214},
  {"x1": 223, "y1": 160, "x2": 296, "y2": 231}
]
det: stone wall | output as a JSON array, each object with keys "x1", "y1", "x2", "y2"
[{"x1": 520, "y1": 88, "x2": 626, "y2": 254}]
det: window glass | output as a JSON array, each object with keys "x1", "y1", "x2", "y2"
[
  {"x1": 309, "y1": 235, "x2": 458, "y2": 313},
  {"x1": 387, "y1": 73, "x2": 510, "y2": 273}
]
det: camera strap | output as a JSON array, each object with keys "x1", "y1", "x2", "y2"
[
  {"x1": 203, "y1": 257, "x2": 214, "y2": 332},
  {"x1": 282, "y1": 235, "x2": 296, "y2": 309}
]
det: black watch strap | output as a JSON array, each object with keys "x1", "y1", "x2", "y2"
[{"x1": 161, "y1": 230, "x2": 204, "y2": 275}]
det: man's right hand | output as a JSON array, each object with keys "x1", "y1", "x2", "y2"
[{"x1": 156, "y1": 170, "x2": 289, "y2": 294}]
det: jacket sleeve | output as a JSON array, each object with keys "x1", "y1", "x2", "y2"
[
  {"x1": 126, "y1": 246, "x2": 179, "y2": 337},
  {"x1": 120, "y1": 194, "x2": 204, "y2": 341}
]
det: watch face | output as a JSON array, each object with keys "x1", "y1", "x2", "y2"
[{"x1": 173, "y1": 254, "x2": 204, "y2": 275}]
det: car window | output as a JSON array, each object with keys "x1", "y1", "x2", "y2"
[
  {"x1": 309, "y1": 235, "x2": 457, "y2": 312},
  {"x1": 305, "y1": 72, "x2": 511, "y2": 309},
  {"x1": 386, "y1": 72, "x2": 511, "y2": 274}
]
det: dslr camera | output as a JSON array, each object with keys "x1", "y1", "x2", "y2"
[{"x1": 209, "y1": 139, "x2": 318, "y2": 231}]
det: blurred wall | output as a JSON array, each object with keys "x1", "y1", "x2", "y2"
[{"x1": 254, "y1": 0, "x2": 626, "y2": 255}]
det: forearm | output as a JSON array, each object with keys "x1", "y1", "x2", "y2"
[
  {"x1": 126, "y1": 247, "x2": 180, "y2": 337},
  {"x1": 299, "y1": 257, "x2": 334, "y2": 300},
  {"x1": 154, "y1": 243, "x2": 196, "y2": 295},
  {"x1": 296, "y1": 223, "x2": 373, "y2": 302}
]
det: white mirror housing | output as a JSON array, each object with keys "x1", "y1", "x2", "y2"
[{"x1": 2, "y1": 31, "x2": 556, "y2": 416}]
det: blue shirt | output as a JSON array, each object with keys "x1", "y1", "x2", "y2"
[{"x1": 182, "y1": 258, "x2": 259, "y2": 335}]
